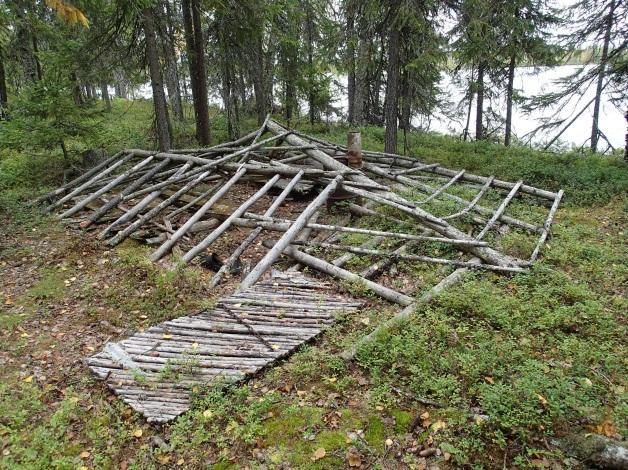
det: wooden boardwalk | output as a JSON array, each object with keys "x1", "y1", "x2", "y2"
[{"x1": 86, "y1": 272, "x2": 360, "y2": 423}]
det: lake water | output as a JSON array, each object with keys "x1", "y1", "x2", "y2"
[
  {"x1": 133, "y1": 65, "x2": 624, "y2": 151},
  {"x1": 427, "y1": 65, "x2": 625, "y2": 151}
]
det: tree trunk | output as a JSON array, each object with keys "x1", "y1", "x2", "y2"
[
  {"x1": 71, "y1": 73, "x2": 83, "y2": 105},
  {"x1": 182, "y1": 0, "x2": 210, "y2": 145},
  {"x1": 353, "y1": 36, "x2": 369, "y2": 126},
  {"x1": 624, "y1": 111, "x2": 628, "y2": 162},
  {"x1": 85, "y1": 84, "x2": 93, "y2": 100},
  {"x1": 221, "y1": 51, "x2": 240, "y2": 140},
  {"x1": 0, "y1": 48, "x2": 8, "y2": 112},
  {"x1": 100, "y1": 82, "x2": 111, "y2": 111},
  {"x1": 141, "y1": 6, "x2": 172, "y2": 151},
  {"x1": 590, "y1": 0, "x2": 615, "y2": 153},
  {"x1": 346, "y1": 2, "x2": 356, "y2": 124},
  {"x1": 305, "y1": 3, "x2": 316, "y2": 125},
  {"x1": 463, "y1": 69, "x2": 474, "y2": 141},
  {"x1": 164, "y1": 0, "x2": 184, "y2": 121},
  {"x1": 384, "y1": 2, "x2": 401, "y2": 154},
  {"x1": 13, "y1": 0, "x2": 38, "y2": 83},
  {"x1": 504, "y1": 53, "x2": 516, "y2": 146},
  {"x1": 251, "y1": 39, "x2": 266, "y2": 125},
  {"x1": 475, "y1": 61, "x2": 485, "y2": 140}
]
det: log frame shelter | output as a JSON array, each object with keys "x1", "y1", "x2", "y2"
[{"x1": 36, "y1": 118, "x2": 564, "y2": 421}]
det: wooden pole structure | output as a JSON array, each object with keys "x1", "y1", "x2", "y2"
[
  {"x1": 33, "y1": 151, "x2": 126, "y2": 204},
  {"x1": 209, "y1": 170, "x2": 305, "y2": 288},
  {"x1": 239, "y1": 175, "x2": 343, "y2": 290},
  {"x1": 475, "y1": 181, "x2": 523, "y2": 240},
  {"x1": 151, "y1": 167, "x2": 248, "y2": 261},
  {"x1": 58, "y1": 156, "x2": 156, "y2": 219},
  {"x1": 527, "y1": 189, "x2": 564, "y2": 263},
  {"x1": 48, "y1": 153, "x2": 134, "y2": 211},
  {"x1": 86, "y1": 158, "x2": 172, "y2": 227},
  {"x1": 178, "y1": 173, "x2": 281, "y2": 264},
  {"x1": 280, "y1": 245, "x2": 414, "y2": 306},
  {"x1": 98, "y1": 163, "x2": 193, "y2": 240},
  {"x1": 107, "y1": 169, "x2": 213, "y2": 246}
]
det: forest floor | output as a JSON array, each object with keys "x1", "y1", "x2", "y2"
[{"x1": 0, "y1": 101, "x2": 626, "y2": 469}]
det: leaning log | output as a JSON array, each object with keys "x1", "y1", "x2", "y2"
[{"x1": 239, "y1": 175, "x2": 343, "y2": 290}]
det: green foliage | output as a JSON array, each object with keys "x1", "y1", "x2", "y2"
[{"x1": 0, "y1": 74, "x2": 99, "y2": 159}]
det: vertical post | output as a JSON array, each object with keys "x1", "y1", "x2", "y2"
[{"x1": 347, "y1": 131, "x2": 362, "y2": 168}]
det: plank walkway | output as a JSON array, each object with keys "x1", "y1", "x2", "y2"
[{"x1": 86, "y1": 271, "x2": 360, "y2": 423}]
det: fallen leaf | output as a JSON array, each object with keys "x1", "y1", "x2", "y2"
[
  {"x1": 484, "y1": 376, "x2": 494, "y2": 384},
  {"x1": 583, "y1": 378, "x2": 593, "y2": 387},
  {"x1": 347, "y1": 450, "x2": 362, "y2": 467},
  {"x1": 312, "y1": 447, "x2": 326, "y2": 461},
  {"x1": 375, "y1": 405, "x2": 384, "y2": 411},
  {"x1": 203, "y1": 409, "x2": 213, "y2": 418},
  {"x1": 133, "y1": 429, "x2": 143, "y2": 438},
  {"x1": 157, "y1": 454, "x2": 170, "y2": 464},
  {"x1": 431, "y1": 420, "x2": 446, "y2": 432},
  {"x1": 80, "y1": 451, "x2": 91, "y2": 458},
  {"x1": 296, "y1": 390, "x2": 306, "y2": 397},
  {"x1": 23, "y1": 375, "x2": 33, "y2": 383},
  {"x1": 537, "y1": 393, "x2": 548, "y2": 406},
  {"x1": 359, "y1": 317, "x2": 370, "y2": 325},
  {"x1": 176, "y1": 458, "x2": 185, "y2": 466},
  {"x1": 328, "y1": 377, "x2": 337, "y2": 383},
  {"x1": 192, "y1": 342, "x2": 199, "y2": 349},
  {"x1": 385, "y1": 438, "x2": 393, "y2": 447},
  {"x1": 162, "y1": 334, "x2": 172, "y2": 340},
  {"x1": 420, "y1": 411, "x2": 430, "y2": 420},
  {"x1": 593, "y1": 419, "x2": 618, "y2": 437}
]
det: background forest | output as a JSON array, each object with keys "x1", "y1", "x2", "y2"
[{"x1": 0, "y1": 0, "x2": 626, "y2": 159}]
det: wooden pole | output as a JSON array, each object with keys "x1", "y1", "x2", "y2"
[
  {"x1": 48, "y1": 153, "x2": 134, "y2": 211},
  {"x1": 239, "y1": 175, "x2": 343, "y2": 290},
  {"x1": 107, "y1": 169, "x2": 213, "y2": 246},
  {"x1": 475, "y1": 181, "x2": 523, "y2": 240},
  {"x1": 98, "y1": 163, "x2": 193, "y2": 240},
  {"x1": 280, "y1": 245, "x2": 414, "y2": 306},
  {"x1": 151, "y1": 168, "x2": 248, "y2": 261},
  {"x1": 342, "y1": 258, "x2": 481, "y2": 359},
  {"x1": 33, "y1": 151, "x2": 126, "y2": 204},
  {"x1": 58, "y1": 156, "x2": 155, "y2": 219},
  {"x1": 527, "y1": 189, "x2": 564, "y2": 263},
  {"x1": 178, "y1": 173, "x2": 281, "y2": 264},
  {"x1": 209, "y1": 171, "x2": 305, "y2": 288},
  {"x1": 86, "y1": 158, "x2": 172, "y2": 226}
]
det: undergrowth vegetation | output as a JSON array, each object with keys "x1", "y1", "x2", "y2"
[{"x1": 0, "y1": 102, "x2": 626, "y2": 468}]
